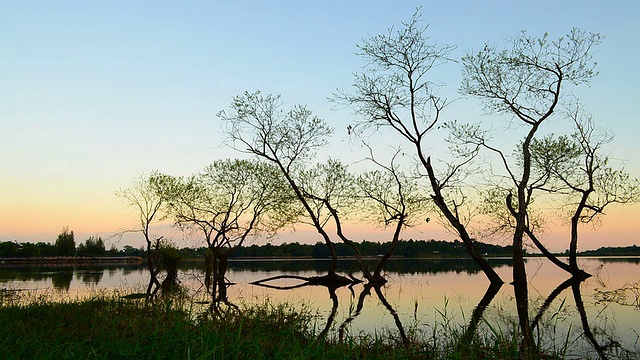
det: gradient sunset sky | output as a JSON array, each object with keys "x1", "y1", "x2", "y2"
[{"x1": 2, "y1": 1, "x2": 639, "y2": 251}]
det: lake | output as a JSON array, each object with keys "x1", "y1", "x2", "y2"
[{"x1": 2, "y1": 257, "x2": 639, "y2": 359}]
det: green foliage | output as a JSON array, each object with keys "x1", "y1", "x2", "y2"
[
  {"x1": 219, "y1": 91, "x2": 333, "y2": 167},
  {"x1": 54, "y1": 227, "x2": 76, "y2": 256},
  {"x1": 0, "y1": 241, "x2": 20, "y2": 257},
  {"x1": 460, "y1": 28, "x2": 602, "y2": 120}
]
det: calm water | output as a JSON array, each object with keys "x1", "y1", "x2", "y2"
[{"x1": 1, "y1": 257, "x2": 639, "y2": 359}]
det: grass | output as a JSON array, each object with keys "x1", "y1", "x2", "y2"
[{"x1": 0, "y1": 291, "x2": 577, "y2": 360}]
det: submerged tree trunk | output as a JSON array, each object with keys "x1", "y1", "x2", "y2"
[
  {"x1": 372, "y1": 215, "x2": 405, "y2": 281},
  {"x1": 205, "y1": 248, "x2": 214, "y2": 293},
  {"x1": 424, "y1": 157, "x2": 503, "y2": 284},
  {"x1": 145, "y1": 239, "x2": 161, "y2": 296},
  {"x1": 569, "y1": 190, "x2": 593, "y2": 276},
  {"x1": 160, "y1": 246, "x2": 181, "y2": 294},
  {"x1": 512, "y1": 192, "x2": 528, "y2": 285},
  {"x1": 506, "y1": 193, "x2": 591, "y2": 279}
]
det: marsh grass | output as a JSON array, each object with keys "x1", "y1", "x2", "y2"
[{"x1": 0, "y1": 291, "x2": 579, "y2": 360}]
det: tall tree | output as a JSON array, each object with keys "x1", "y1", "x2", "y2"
[
  {"x1": 77, "y1": 236, "x2": 106, "y2": 256},
  {"x1": 54, "y1": 226, "x2": 76, "y2": 256},
  {"x1": 528, "y1": 103, "x2": 640, "y2": 276},
  {"x1": 458, "y1": 28, "x2": 602, "y2": 284},
  {"x1": 334, "y1": 10, "x2": 503, "y2": 284}
]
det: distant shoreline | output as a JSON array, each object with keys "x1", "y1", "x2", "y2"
[{"x1": 0, "y1": 256, "x2": 144, "y2": 264}]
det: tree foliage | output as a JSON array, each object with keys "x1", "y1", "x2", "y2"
[
  {"x1": 219, "y1": 91, "x2": 349, "y2": 278},
  {"x1": 54, "y1": 227, "x2": 76, "y2": 256},
  {"x1": 77, "y1": 236, "x2": 106, "y2": 257}
]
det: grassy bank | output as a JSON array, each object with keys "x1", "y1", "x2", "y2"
[{"x1": 0, "y1": 293, "x2": 556, "y2": 360}]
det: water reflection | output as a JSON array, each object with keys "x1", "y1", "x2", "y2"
[
  {"x1": 0, "y1": 263, "x2": 146, "y2": 291},
  {"x1": 226, "y1": 257, "x2": 514, "y2": 275},
  {"x1": 457, "y1": 282, "x2": 502, "y2": 355},
  {"x1": 1, "y1": 258, "x2": 639, "y2": 358},
  {"x1": 50, "y1": 270, "x2": 73, "y2": 291}
]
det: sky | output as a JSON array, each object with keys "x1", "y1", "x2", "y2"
[{"x1": 2, "y1": 1, "x2": 639, "y2": 252}]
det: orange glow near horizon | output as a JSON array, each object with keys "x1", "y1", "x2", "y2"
[{"x1": 3, "y1": 189, "x2": 639, "y2": 252}]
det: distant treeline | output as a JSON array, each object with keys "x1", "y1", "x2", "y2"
[
  {"x1": 2, "y1": 238, "x2": 638, "y2": 260},
  {"x1": 1, "y1": 239, "x2": 512, "y2": 259},
  {"x1": 231, "y1": 239, "x2": 514, "y2": 258},
  {"x1": 578, "y1": 245, "x2": 640, "y2": 256}
]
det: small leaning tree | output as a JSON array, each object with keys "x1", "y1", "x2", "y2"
[{"x1": 116, "y1": 171, "x2": 166, "y2": 297}]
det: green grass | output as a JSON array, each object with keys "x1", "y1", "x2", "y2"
[{"x1": 0, "y1": 292, "x2": 568, "y2": 360}]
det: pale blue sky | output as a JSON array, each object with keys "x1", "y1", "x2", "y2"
[{"x1": 2, "y1": 1, "x2": 639, "y2": 250}]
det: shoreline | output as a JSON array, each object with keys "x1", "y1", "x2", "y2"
[{"x1": 0, "y1": 256, "x2": 144, "y2": 265}]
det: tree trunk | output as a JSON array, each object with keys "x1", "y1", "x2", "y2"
[
  {"x1": 205, "y1": 248, "x2": 213, "y2": 293},
  {"x1": 326, "y1": 202, "x2": 378, "y2": 282},
  {"x1": 424, "y1": 157, "x2": 503, "y2": 284},
  {"x1": 505, "y1": 193, "x2": 590, "y2": 279},
  {"x1": 372, "y1": 216, "x2": 405, "y2": 281},
  {"x1": 569, "y1": 190, "x2": 592, "y2": 276},
  {"x1": 145, "y1": 239, "x2": 161, "y2": 296},
  {"x1": 213, "y1": 251, "x2": 231, "y2": 301}
]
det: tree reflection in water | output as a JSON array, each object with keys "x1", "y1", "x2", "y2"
[
  {"x1": 456, "y1": 282, "x2": 502, "y2": 355},
  {"x1": 250, "y1": 273, "x2": 347, "y2": 340},
  {"x1": 529, "y1": 276, "x2": 632, "y2": 359},
  {"x1": 51, "y1": 270, "x2": 73, "y2": 291},
  {"x1": 338, "y1": 282, "x2": 408, "y2": 344}
]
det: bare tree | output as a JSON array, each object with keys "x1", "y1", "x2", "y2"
[
  {"x1": 334, "y1": 10, "x2": 503, "y2": 284},
  {"x1": 219, "y1": 91, "x2": 358, "y2": 283},
  {"x1": 116, "y1": 172, "x2": 166, "y2": 297}
]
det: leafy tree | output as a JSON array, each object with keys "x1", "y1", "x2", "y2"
[
  {"x1": 0, "y1": 241, "x2": 20, "y2": 257},
  {"x1": 527, "y1": 102, "x2": 640, "y2": 276},
  {"x1": 296, "y1": 158, "x2": 386, "y2": 282},
  {"x1": 356, "y1": 148, "x2": 430, "y2": 279},
  {"x1": 16, "y1": 243, "x2": 40, "y2": 258},
  {"x1": 36, "y1": 242, "x2": 56, "y2": 257},
  {"x1": 158, "y1": 159, "x2": 293, "y2": 299},
  {"x1": 54, "y1": 227, "x2": 76, "y2": 256},
  {"x1": 455, "y1": 27, "x2": 602, "y2": 351}
]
